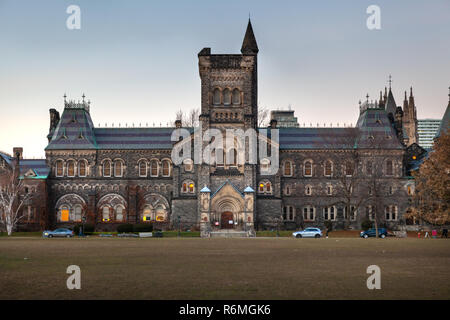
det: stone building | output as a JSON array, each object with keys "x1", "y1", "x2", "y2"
[{"x1": 1, "y1": 20, "x2": 422, "y2": 235}]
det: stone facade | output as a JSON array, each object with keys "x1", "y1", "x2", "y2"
[{"x1": 1, "y1": 20, "x2": 420, "y2": 235}]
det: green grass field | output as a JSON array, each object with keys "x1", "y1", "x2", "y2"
[{"x1": 0, "y1": 237, "x2": 449, "y2": 300}]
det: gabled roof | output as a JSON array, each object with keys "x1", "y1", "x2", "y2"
[
  {"x1": 19, "y1": 159, "x2": 50, "y2": 179},
  {"x1": 211, "y1": 180, "x2": 244, "y2": 199}
]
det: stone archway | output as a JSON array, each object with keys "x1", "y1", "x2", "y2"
[{"x1": 212, "y1": 196, "x2": 243, "y2": 229}]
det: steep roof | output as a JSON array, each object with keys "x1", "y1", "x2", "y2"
[
  {"x1": 435, "y1": 100, "x2": 450, "y2": 138},
  {"x1": 241, "y1": 19, "x2": 259, "y2": 55},
  {"x1": 385, "y1": 88, "x2": 397, "y2": 116},
  {"x1": 277, "y1": 127, "x2": 358, "y2": 150},
  {"x1": 46, "y1": 104, "x2": 97, "y2": 150},
  {"x1": 356, "y1": 108, "x2": 404, "y2": 149},
  {"x1": 19, "y1": 159, "x2": 49, "y2": 179}
]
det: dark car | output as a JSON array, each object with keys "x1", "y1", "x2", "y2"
[{"x1": 360, "y1": 228, "x2": 388, "y2": 238}]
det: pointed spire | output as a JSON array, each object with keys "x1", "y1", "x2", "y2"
[
  {"x1": 384, "y1": 86, "x2": 388, "y2": 101},
  {"x1": 241, "y1": 19, "x2": 259, "y2": 55},
  {"x1": 409, "y1": 86, "x2": 415, "y2": 107},
  {"x1": 403, "y1": 90, "x2": 408, "y2": 111}
]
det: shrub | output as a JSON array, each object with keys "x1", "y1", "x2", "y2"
[
  {"x1": 73, "y1": 223, "x2": 95, "y2": 235},
  {"x1": 133, "y1": 223, "x2": 153, "y2": 233},
  {"x1": 117, "y1": 224, "x2": 134, "y2": 233},
  {"x1": 361, "y1": 219, "x2": 373, "y2": 231}
]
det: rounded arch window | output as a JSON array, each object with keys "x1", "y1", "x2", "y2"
[
  {"x1": 102, "y1": 206, "x2": 110, "y2": 222},
  {"x1": 324, "y1": 160, "x2": 333, "y2": 177},
  {"x1": 304, "y1": 161, "x2": 313, "y2": 177},
  {"x1": 223, "y1": 88, "x2": 231, "y2": 105},
  {"x1": 142, "y1": 205, "x2": 152, "y2": 221},
  {"x1": 114, "y1": 160, "x2": 123, "y2": 177},
  {"x1": 213, "y1": 88, "x2": 221, "y2": 105},
  {"x1": 150, "y1": 160, "x2": 159, "y2": 177},
  {"x1": 139, "y1": 161, "x2": 147, "y2": 177},
  {"x1": 155, "y1": 206, "x2": 167, "y2": 222},
  {"x1": 232, "y1": 89, "x2": 240, "y2": 105},
  {"x1": 67, "y1": 160, "x2": 75, "y2": 177},
  {"x1": 74, "y1": 205, "x2": 82, "y2": 222},
  {"x1": 103, "y1": 160, "x2": 112, "y2": 177},
  {"x1": 56, "y1": 160, "x2": 64, "y2": 177},
  {"x1": 162, "y1": 160, "x2": 171, "y2": 177},
  {"x1": 115, "y1": 205, "x2": 124, "y2": 221},
  {"x1": 283, "y1": 161, "x2": 293, "y2": 176},
  {"x1": 79, "y1": 161, "x2": 87, "y2": 177}
]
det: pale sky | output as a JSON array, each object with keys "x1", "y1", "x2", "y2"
[{"x1": 0, "y1": 0, "x2": 449, "y2": 158}]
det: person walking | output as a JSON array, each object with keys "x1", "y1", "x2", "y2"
[
  {"x1": 432, "y1": 229, "x2": 437, "y2": 239},
  {"x1": 442, "y1": 228, "x2": 448, "y2": 238}
]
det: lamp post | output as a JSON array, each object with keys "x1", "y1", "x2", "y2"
[
  {"x1": 80, "y1": 216, "x2": 86, "y2": 237},
  {"x1": 177, "y1": 215, "x2": 181, "y2": 237}
]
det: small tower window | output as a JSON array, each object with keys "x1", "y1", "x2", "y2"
[
  {"x1": 67, "y1": 161, "x2": 75, "y2": 177},
  {"x1": 232, "y1": 89, "x2": 240, "y2": 105},
  {"x1": 223, "y1": 89, "x2": 231, "y2": 105},
  {"x1": 213, "y1": 88, "x2": 221, "y2": 105},
  {"x1": 79, "y1": 161, "x2": 87, "y2": 177}
]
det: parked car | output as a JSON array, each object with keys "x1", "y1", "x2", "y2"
[
  {"x1": 360, "y1": 228, "x2": 388, "y2": 238},
  {"x1": 43, "y1": 228, "x2": 74, "y2": 238},
  {"x1": 292, "y1": 228, "x2": 323, "y2": 238}
]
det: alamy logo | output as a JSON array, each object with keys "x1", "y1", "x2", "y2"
[
  {"x1": 66, "y1": 265, "x2": 81, "y2": 290},
  {"x1": 66, "y1": 5, "x2": 81, "y2": 30},
  {"x1": 366, "y1": 5, "x2": 381, "y2": 30},
  {"x1": 171, "y1": 125, "x2": 280, "y2": 175},
  {"x1": 366, "y1": 265, "x2": 381, "y2": 289}
]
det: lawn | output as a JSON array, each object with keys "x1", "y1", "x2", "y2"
[{"x1": 0, "y1": 237, "x2": 449, "y2": 300}]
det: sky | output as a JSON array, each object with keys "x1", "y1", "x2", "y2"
[{"x1": 0, "y1": 0, "x2": 449, "y2": 158}]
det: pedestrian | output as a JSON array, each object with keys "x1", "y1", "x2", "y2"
[
  {"x1": 326, "y1": 228, "x2": 329, "y2": 238},
  {"x1": 424, "y1": 231, "x2": 430, "y2": 238},
  {"x1": 442, "y1": 228, "x2": 448, "y2": 238},
  {"x1": 432, "y1": 229, "x2": 437, "y2": 239}
]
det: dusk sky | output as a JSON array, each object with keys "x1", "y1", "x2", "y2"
[{"x1": 0, "y1": 0, "x2": 449, "y2": 158}]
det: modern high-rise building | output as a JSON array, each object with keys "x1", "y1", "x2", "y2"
[{"x1": 417, "y1": 119, "x2": 441, "y2": 149}]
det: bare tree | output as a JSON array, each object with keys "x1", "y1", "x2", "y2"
[
  {"x1": 0, "y1": 163, "x2": 33, "y2": 235},
  {"x1": 258, "y1": 106, "x2": 270, "y2": 127},
  {"x1": 173, "y1": 108, "x2": 200, "y2": 127}
]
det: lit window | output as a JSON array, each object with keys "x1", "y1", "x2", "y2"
[
  {"x1": 114, "y1": 161, "x2": 123, "y2": 177},
  {"x1": 324, "y1": 160, "x2": 333, "y2": 177},
  {"x1": 79, "y1": 161, "x2": 87, "y2": 177},
  {"x1": 67, "y1": 161, "x2": 75, "y2": 177},
  {"x1": 139, "y1": 161, "x2": 147, "y2": 177},
  {"x1": 304, "y1": 161, "x2": 312, "y2": 177},
  {"x1": 142, "y1": 206, "x2": 152, "y2": 222},
  {"x1": 150, "y1": 160, "x2": 158, "y2": 177},
  {"x1": 56, "y1": 160, "x2": 64, "y2": 177},
  {"x1": 103, "y1": 160, "x2": 111, "y2": 177},
  {"x1": 162, "y1": 160, "x2": 171, "y2": 177},
  {"x1": 284, "y1": 161, "x2": 292, "y2": 176}
]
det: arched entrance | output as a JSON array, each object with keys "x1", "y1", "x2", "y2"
[{"x1": 221, "y1": 211, "x2": 234, "y2": 229}]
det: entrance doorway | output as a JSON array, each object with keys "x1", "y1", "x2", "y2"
[{"x1": 221, "y1": 211, "x2": 234, "y2": 229}]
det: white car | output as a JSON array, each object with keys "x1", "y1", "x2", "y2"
[{"x1": 292, "y1": 228, "x2": 323, "y2": 238}]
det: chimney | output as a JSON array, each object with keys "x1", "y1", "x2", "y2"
[
  {"x1": 270, "y1": 119, "x2": 277, "y2": 129},
  {"x1": 13, "y1": 147, "x2": 23, "y2": 160},
  {"x1": 175, "y1": 120, "x2": 182, "y2": 128},
  {"x1": 49, "y1": 108, "x2": 60, "y2": 133}
]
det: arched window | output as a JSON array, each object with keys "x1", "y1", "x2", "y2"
[
  {"x1": 155, "y1": 206, "x2": 167, "y2": 222},
  {"x1": 139, "y1": 161, "x2": 147, "y2": 177},
  {"x1": 232, "y1": 89, "x2": 240, "y2": 105},
  {"x1": 260, "y1": 158, "x2": 270, "y2": 173},
  {"x1": 56, "y1": 160, "x2": 64, "y2": 177},
  {"x1": 227, "y1": 148, "x2": 237, "y2": 166},
  {"x1": 284, "y1": 185, "x2": 292, "y2": 196},
  {"x1": 258, "y1": 181, "x2": 272, "y2": 194},
  {"x1": 304, "y1": 161, "x2": 312, "y2": 177},
  {"x1": 162, "y1": 160, "x2": 171, "y2": 177},
  {"x1": 223, "y1": 88, "x2": 231, "y2": 105},
  {"x1": 102, "y1": 206, "x2": 110, "y2": 222},
  {"x1": 142, "y1": 205, "x2": 152, "y2": 222},
  {"x1": 181, "y1": 181, "x2": 195, "y2": 194},
  {"x1": 59, "y1": 205, "x2": 70, "y2": 222},
  {"x1": 345, "y1": 161, "x2": 354, "y2": 176},
  {"x1": 115, "y1": 205, "x2": 124, "y2": 221},
  {"x1": 103, "y1": 160, "x2": 112, "y2": 177},
  {"x1": 303, "y1": 206, "x2": 315, "y2": 221},
  {"x1": 74, "y1": 205, "x2": 82, "y2": 222},
  {"x1": 213, "y1": 88, "x2": 221, "y2": 105},
  {"x1": 67, "y1": 160, "x2": 75, "y2": 177},
  {"x1": 150, "y1": 160, "x2": 159, "y2": 177},
  {"x1": 215, "y1": 148, "x2": 224, "y2": 167},
  {"x1": 324, "y1": 160, "x2": 333, "y2": 177},
  {"x1": 305, "y1": 185, "x2": 312, "y2": 196},
  {"x1": 283, "y1": 161, "x2": 293, "y2": 176},
  {"x1": 79, "y1": 161, "x2": 87, "y2": 177},
  {"x1": 407, "y1": 185, "x2": 413, "y2": 195},
  {"x1": 114, "y1": 160, "x2": 123, "y2": 177},
  {"x1": 386, "y1": 160, "x2": 393, "y2": 176}
]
